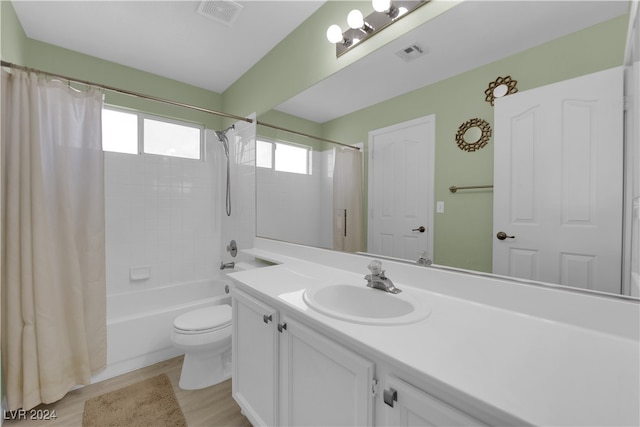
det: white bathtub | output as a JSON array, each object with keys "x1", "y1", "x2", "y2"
[{"x1": 91, "y1": 278, "x2": 232, "y2": 384}]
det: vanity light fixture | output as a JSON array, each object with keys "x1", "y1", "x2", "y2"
[
  {"x1": 347, "y1": 9, "x2": 374, "y2": 33},
  {"x1": 326, "y1": 24, "x2": 353, "y2": 47},
  {"x1": 326, "y1": 0, "x2": 428, "y2": 57},
  {"x1": 373, "y1": 0, "x2": 399, "y2": 18}
]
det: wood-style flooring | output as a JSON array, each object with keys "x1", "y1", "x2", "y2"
[{"x1": 3, "y1": 356, "x2": 252, "y2": 427}]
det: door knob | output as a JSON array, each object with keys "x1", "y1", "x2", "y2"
[
  {"x1": 496, "y1": 231, "x2": 515, "y2": 240},
  {"x1": 412, "y1": 226, "x2": 426, "y2": 233}
]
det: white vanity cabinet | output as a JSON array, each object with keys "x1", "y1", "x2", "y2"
[
  {"x1": 381, "y1": 376, "x2": 487, "y2": 426},
  {"x1": 232, "y1": 286, "x2": 485, "y2": 426},
  {"x1": 231, "y1": 288, "x2": 279, "y2": 426},
  {"x1": 232, "y1": 288, "x2": 375, "y2": 427},
  {"x1": 279, "y1": 315, "x2": 375, "y2": 426}
]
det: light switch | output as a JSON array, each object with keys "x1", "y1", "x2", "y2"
[{"x1": 436, "y1": 201, "x2": 445, "y2": 213}]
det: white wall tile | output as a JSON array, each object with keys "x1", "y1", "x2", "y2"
[{"x1": 105, "y1": 151, "x2": 222, "y2": 296}]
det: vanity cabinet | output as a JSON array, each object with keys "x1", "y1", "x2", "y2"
[
  {"x1": 231, "y1": 289, "x2": 279, "y2": 426},
  {"x1": 232, "y1": 287, "x2": 484, "y2": 427},
  {"x1": 279, "y1": 315, "x2": 375, "y2": 426},
  {"x1": 382, "y1": 376, "x2": 487, "y2": 426},
  {"x1": 232, "y1": 289, "x2": 375, "y2": 426}
]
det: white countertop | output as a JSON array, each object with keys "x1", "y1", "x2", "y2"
[{"x1": 229, "y1": 240, "x2": 640, "y2": 426}]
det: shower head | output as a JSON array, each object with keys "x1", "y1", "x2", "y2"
[
  {"x1": 214, "y1": 124, "x2": 234, "y2": 157},
  {"x1": 215, "y1": 130, "x2": 229, "y2": 156}
]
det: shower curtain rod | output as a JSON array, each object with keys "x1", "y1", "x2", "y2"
[{"x1": 0, "y1": 60, "x2": 359, "y2": 151}]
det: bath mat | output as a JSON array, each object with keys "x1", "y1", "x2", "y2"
[{"x1": 82, "y1": 374, "x2": 187, "y2": 427}]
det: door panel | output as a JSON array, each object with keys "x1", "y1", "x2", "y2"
[
  {"x1": 279, "y1": 317, "x2": 374, "y2": 426},
  {"x1": 368, "y1": 115, "x2": 435, "y2": 261},
  {"x1": 494, "y1": 67, "x2": 623, "y2": 293}
]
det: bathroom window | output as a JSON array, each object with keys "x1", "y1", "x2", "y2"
[
  {"x1": 256, "y1": 138, "x2": 311, "y2": 174},
  {"x1": 102, "y1": 106, "x2": 203, "y2": 159},
  {"x1": 102, "y1": 108, "x2": 138, "y2": 154}
]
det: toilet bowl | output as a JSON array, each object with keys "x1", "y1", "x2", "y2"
[{"x1": 171, "y1": 304, "x2": 232, "y2": 390}]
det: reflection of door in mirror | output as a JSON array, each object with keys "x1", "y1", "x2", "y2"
[
  {"x1": 493, "y1": 67, "x2": 623, "y2": 293},
  {"x1": 368, "y1": 116, "x2": 435, "y2": 261}
]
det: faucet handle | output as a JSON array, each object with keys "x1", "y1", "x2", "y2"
[{"x1": 368, "y1": 260, "x2": 382, "y2": 275}]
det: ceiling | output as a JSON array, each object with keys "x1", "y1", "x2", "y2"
[
  {"x1": 11, "y1": 0, "x2": 325, "y2": 93},
  {"x1": 11, "y1": 1, "x2": 630, "y2": 124}
]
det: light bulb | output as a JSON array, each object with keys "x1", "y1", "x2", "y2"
[
  {"x1": 326, "y1": 24, "x2": 343, "y2": 44},
  {"x1": 372, "y1": 0, "x2": 391, "y2": 12},
  {"x1": 347, "y1": 9, "x2": 364, "y2": 29}
]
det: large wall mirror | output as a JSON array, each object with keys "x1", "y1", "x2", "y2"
[{"x1": 256, "y1": 1, "x2": 638, "y2": 299}]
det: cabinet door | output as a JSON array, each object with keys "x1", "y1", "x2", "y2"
[
  {"x1": 232, "y1": 289, "x2": 279, "y2": 426},
  {"x1": 279, "y1": 316, "x2": 375, "y2": 426},
  {"x1": 383, "y1": 376, "x2": 485, "y2": 426}
]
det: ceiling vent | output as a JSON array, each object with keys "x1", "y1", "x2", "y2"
[
  {"x1": 197, "y1": 0, "x2": 244, "y2": 27},
  {"x1": 395, "y1": 43, "x2": 427, "y2": 63}
]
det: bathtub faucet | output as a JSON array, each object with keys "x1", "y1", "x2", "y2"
[{"x1": 220, "y1": 261, "x2": 235, "y2": 270}]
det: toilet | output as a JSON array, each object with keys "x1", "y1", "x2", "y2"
[{"x1": 171, "y1": 304, "x2": 232, "y2": 390}]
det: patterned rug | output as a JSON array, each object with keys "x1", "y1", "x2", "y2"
[{"x1": 82, "y1": 374, "x2": 187, "y2": 427}]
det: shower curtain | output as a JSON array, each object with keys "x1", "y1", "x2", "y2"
[
  {"x1": 333, "y1": 147, "x2": 364, "y2": 252},
  {"x1": 1, "y1": 69, "x2": 106, "y2": 411}
]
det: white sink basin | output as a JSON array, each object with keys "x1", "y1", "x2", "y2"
[{"x1": 303, "y1": 283, "x2": 431, "y2": 325}]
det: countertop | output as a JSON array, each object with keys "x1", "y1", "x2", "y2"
[{"x1": 228, "y1": 241, "x2": 640, "y2": 426}]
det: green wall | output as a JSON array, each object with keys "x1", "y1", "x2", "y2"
[
  {"x1": 1, "y1": 1, "x2": 27, "y2": 64},
  {"x1": 258, "y1": 110, "x2": 326, "y2": 151},
  {"x1": 320, "y1": 14, "x2": 629, "y2": 271}
]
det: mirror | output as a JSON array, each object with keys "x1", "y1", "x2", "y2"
[
  {"x1": 255, "y1": 1, "x2": 637, "y2": 298},
  {"x1": 455, "y1": 118, "x2": 491, "y2": 152},
  {"x1": 485, "y1": 75, "x2": 519, "y2": 106},
  {"x1": 464, "y1": 126, "x2": 482, "y2": 144},
  {"x1": 493, "y1": 84, "x2": 509, "y2": 98}
]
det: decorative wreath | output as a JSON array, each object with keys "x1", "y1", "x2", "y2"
[
  {"x1": 455, "y1": 118, "x2": 492, "y2": 152},
  {"x1": 484, "y1": 76, "x2": 518, "y2": 106}
]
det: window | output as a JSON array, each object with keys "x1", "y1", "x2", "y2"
[
  {"x1": 257, "y1": 138, "x2": 311, "y2": 175},
  {"x1": 102, "y1": 106, "x2": 203, "y2": 159},
  {"x1": 102, "y1": 109, "x2": 138, "y2": 154}
]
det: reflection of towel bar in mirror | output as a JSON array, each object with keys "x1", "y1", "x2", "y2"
[{"x1": 449, "y1": 185, "x2": 494, "y2": 193}]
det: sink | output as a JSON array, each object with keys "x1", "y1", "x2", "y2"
[{"x1": 303, "y1": 283, "x2": 431, "y2": 325}]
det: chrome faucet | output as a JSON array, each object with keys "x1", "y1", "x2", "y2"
[
  {"x1": 220, "y1": 261, "x2": 235, "y2": 270},
  {"x1": 364, "y1": 260, "x2": 401, "y2": 294}
]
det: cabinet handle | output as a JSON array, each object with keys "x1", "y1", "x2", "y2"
[
  {"x1": 263, "y1": 314, "x2": 272, "y2": 324},
  {"x1": 383, "y1": 387, "x2": 398, "y2": 407},
  {"x1": 277, "y1": 322, "x2": 287, "y2": 333}
]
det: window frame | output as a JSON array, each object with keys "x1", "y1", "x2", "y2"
[
  {"x1": 102, "y1": 105, "x2": 205, "y2": 160},
  {"x1": 256, "y1": 137, "x2": 313, "y2": 175}
]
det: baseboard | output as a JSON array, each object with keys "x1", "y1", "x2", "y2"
[{"x1": 90, "y1": 347, "x2": 183, "y2": 385}]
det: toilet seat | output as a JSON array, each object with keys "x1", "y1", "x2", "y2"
[{"x1": 173, "y1": 305, "x2": 231, "y2": 334}]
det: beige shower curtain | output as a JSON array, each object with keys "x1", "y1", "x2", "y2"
[
  {"x1": 1, "y1": 69, "x2": 106, "y2": 411},
  {"x1": 333, "y1": 147, "x2": 364, "y2": 252}
]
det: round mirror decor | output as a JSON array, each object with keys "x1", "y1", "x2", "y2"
[
  {"x1": 484, "y1": 75, "x2": 518, "y2": 106},
  {"x1": 455, "y1": 118, "x2": 492, "y2": 152}
]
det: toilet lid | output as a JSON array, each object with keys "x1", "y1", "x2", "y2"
[{"x1": 174, "y1": 305, "x2": 231, "y2": 332}]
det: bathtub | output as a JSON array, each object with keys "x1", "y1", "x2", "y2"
[{"x1": 91, "y1": 278, "x2": 231, "y2": 384}]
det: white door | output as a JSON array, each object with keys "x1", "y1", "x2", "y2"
[
  {"x1": 368, "y1": 115, "x2": 435, "y2": 261},
  {"x1": 278, "y1": 317, "x2": 375, "y2": 426},
  {"x1": 493, "y1": 67, "x2": 623, "y2": 293}
]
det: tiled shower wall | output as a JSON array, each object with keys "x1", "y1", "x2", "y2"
[{"x1": 104, "y1": 138, "x2": 223, "y2": 295}]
